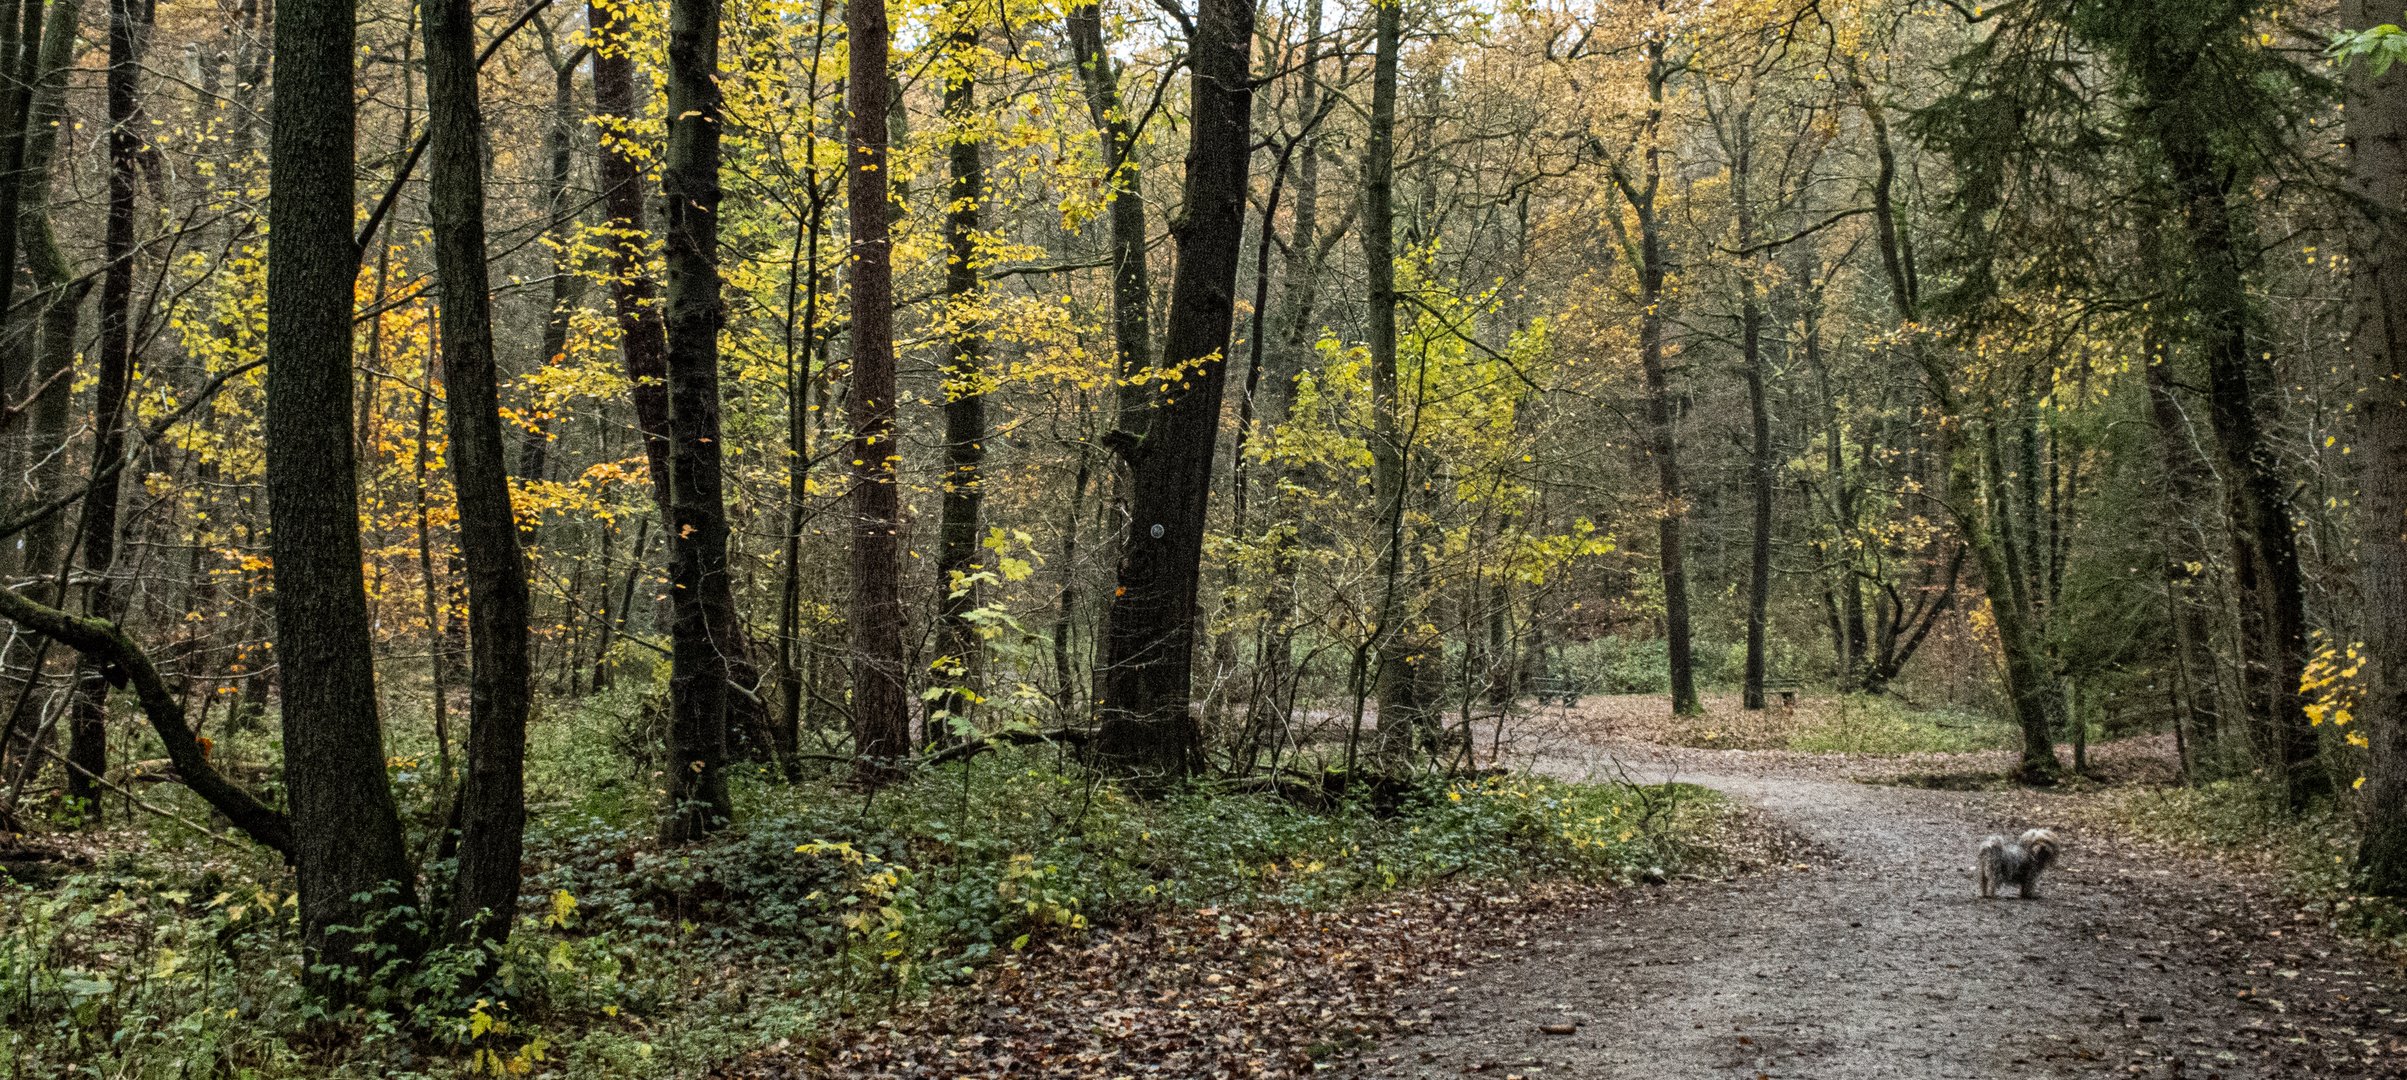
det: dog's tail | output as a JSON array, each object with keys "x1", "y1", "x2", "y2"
[{"x1": 1977, "y1": 835, "x2": 2007, "y2": 857}]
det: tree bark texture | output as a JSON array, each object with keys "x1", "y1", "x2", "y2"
[
  {"x1": 2345, "y1": 0, "x2": 2407, "y2": 893},
  {"x1": 1731, "y1": 102, "x2": 1773, "y2": 712},
  {"x1": 1093, "y1": 0, "x2": 1254, "y2": 778},
  {"x1": 589, "y1": 0, "x2": 673, "y2": 520},
  {"x1": 68, "y1": 0, "x2": 139, "y2": 813},
  {"x1": 423, "y1": 0, "x2": 533, "y2": 948},
  {"x1": 267, "y1": 0, "x2": 422, "y2": 993},
  {"x1": 930, "y1": 4, "x2": 986, "y2": 743},
  {"x1": 5, "y1": 0, "x2": 85, "y2": 604},
  {"x1": 1361, "y1": 0, "x2": 1421, "y2": 749},
  {"x1": 661, "y1": 0, "x2": 736, "y2": 838},
  {"x1": 1628, "y1": 30, "x2": 1698, "y2": 716},
  {"x1": 1065, "y1": 0, "x2": 1150, "y2": 422},
  {"x1": 847, "y1": 0, "x2": 912, "y2": 783}
]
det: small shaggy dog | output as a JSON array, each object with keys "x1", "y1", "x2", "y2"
[{"x1": 1976, "y1": 829, "x2": 2061, "y2": 899}]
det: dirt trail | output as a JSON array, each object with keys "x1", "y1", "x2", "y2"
[{"x1": 1361, "y1": 736, "x2": 2407, "y2": 1080}]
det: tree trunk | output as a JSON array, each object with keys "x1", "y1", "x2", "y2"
[
  {"x1": 1732, "y1": 103, "x2": 1772, "y2": 712},
  {"x1": 2345, "y1": 0, "x2": 2407, "y2": 893},
  {"x1": 1360, "y1": 0, "x2": 1417, "y2": 758},
  {"x1": 63, "y1": 0, "x2": 147, "y2": 819},
  {"x1": 267, "y1": 0, "x2": 421, "y2": 995},
  {"x1": 1248, "y1": 0, "x2": 1326, "y2": 763},
  {"x1": 517, "y1": 48, "x2": 587, "y2": 486},
  {"x1": 1051, "y1": 446, "x2": 1089, "y2": 723},
  {"x1": 1093, "y1": 0, "x2": 1254, "y2": 778},
  {"x1": 846, "y1": 0, "x2": 911, "y2": 783},
  {"x1": 660, "y1": 0, "x2": 736, "y2": 839},
  {"x1": 2151, "y1": 114, "x2": 2322, "y2": 809},
  {"x1": 1793, "y1": 254, "x2": 1865, "y2": 686},
  {"x1": 1623, "y1": 29, "x2": 1698, "y2": 716},
  {"x1": 1065, "y1": 0, "x2": 1150, "y2": 421},
  {"x1": 1954, "y1": 411, "x2": 2061, "y2": 779},
  {"x1": 423, "y1": 0, "x2": 532, "y2": 949},
  {"x1": 1, "y1": 0, "x2": 83, "y2": 784},
  {"x1": 9, "y1": 0, "x2": 78, "y2": 554},
  {"x1": 416, "y1": 335, "x2": 453, "y2": 781},
  {"x1": 2142, "y1": 303, "x2": 2226, "y2": 758},
  {"x1": 777, "y1": 23, "x2": 832, "y2": 777},
  {"x1": 0, "y1": 0, "x2": 46, "y2": 344},
  {"x1": 930, "y1": 4, "x2": 985, "y2": 744},
  {"x1": 589, "y1": 0, "x2": 672, "y2": 519}
]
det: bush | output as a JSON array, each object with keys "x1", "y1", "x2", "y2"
[
  {"x1": 2, "y1": 751, "x2": 1725, "y2": 1078},
  {"x1": 1559, "y1": 636, "x2": 1670, "y2": 694}
]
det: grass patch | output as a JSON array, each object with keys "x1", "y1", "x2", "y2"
[
  {"x1": 2, "y1": 744, "x2": 1727, "y2": 1079},
  {"x1": 1653, "y1": 694, "x2": 2019, "y2": 756},
  {"x1": 1784, "y1": 695, "x2": 2018, "y2": 756}
]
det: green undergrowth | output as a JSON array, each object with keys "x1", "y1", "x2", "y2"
[
  {"x1": 2, "y1": 747, "x2": 1724, "y2": 1078},
  {"x1": 1784, "y1": 695, "x2": 2019, "y2": 756},
  {"x1": 1668, "y1": 693, "x2": 2020, "y2": 756}
]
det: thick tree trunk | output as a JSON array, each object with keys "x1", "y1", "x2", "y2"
[
  {"x1": 846, "y1": 0, "x2": 911, "y2": 783},
  {"x1": 267, "y1": 0, "x2": 422, "y2": 995},
  {"x1": 423, "y1": 0, "x2": 532, "y2": 949},
  {"x1": 63, "y1": 0, "x2": 146, "y2": 819},
  {"x1": 931, "y1": 5, "x2": 985, "y2": 744},
  {"x1": 2345, "y1": 0, "x2": 2407, "y2": 893},
  {"x1": 660, "y1": 0, "x2": 736, "y2": 839},
  {"x1": 1093, "y1": 0, "x2": 1254, "y2": 778}
]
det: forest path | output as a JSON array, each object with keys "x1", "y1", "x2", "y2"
[{"x1": 1359, "y1": 731, "x2": 2404, "y2": 1080}]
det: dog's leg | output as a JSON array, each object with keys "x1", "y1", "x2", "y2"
[{"x1": 1978, "y1": 865, "x2": 1993, "y2": 899}]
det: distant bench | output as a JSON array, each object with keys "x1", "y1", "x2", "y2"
[
  {"x1": 1526, "y1": 676, "x2": 1586, "y2": 707},
  {"x1": 1760, "y1": 681, "x2": 1801, "y2": 708}
]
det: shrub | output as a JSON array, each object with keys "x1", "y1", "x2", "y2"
[
  {"x1": 1560, "y1": 636, "x2": 1670, "y2": 694},
  {"x1": 2, "y1": 750, "x2": 1726, "y2": 1078}
]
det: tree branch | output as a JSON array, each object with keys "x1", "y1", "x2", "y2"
[{"x1": 0, "y1": 584, "x2": 293, "y2": 857}]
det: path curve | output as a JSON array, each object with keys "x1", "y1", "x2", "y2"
[{"x1": 1361, "y1": 737, "x2": 2406, "y2": 1080}]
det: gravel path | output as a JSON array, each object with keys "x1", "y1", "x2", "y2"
[{"x1": 1359, "y1": 737, "x2": 2407, "y2": 1080}]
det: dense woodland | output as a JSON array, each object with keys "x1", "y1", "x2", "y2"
[{"x1": 5, "y1": 0, "x2": 2407, "y2": 1072}]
